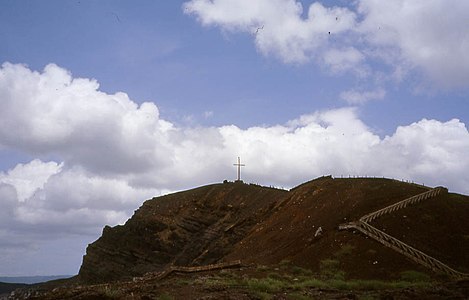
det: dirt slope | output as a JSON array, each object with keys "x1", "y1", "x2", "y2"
[
  {"x1": 372, "y1": 192, "x2": 469, "y2": 273},
  {"x1": 225, "y1": 176, "x2": 469, "y2": 279}
]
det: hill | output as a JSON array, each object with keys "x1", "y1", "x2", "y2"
[
  {"x1": 225, "y1": 177, "x2": 469, "y2": 279},
  {"x1": 78, "y1": 176, "x2": 469, "y2": 284},
  {"x1": 79, "y1": 182, "x2": 287, "y2": 283},
  {"x1": 10, "y1": 176, "x2": 469, "y2": 299},
  {"x1": 0, "y1": 282, "x2": 28, "y2": 296},
  {"x1": 0, "y1": 276, "x2": 72, "y2": 285}
]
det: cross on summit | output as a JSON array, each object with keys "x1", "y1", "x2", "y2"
[{"x1": 233, "y1": 157, "x2": 245, "y2": 182}]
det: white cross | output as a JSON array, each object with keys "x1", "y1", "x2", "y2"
[{"x1": 233, "y1": 157, "x2": 245, "y2": 181}]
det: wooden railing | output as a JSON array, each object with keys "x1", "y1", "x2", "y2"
[
  {"x1": 339, "y1": 187, "x2": 468, "y2": 279},
  {"x1": 340, "y1": 221, "x2": 466, "y2": 279},
  {"x1": 360, "y1": 187, "x2": 447, "y2": 222},
  {"x1": 136, "y1": 260, "x2": 243, "y2": 282}
]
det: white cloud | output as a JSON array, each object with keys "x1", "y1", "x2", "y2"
[
  {"x1": 183, "y1": 0, "x2": 358, "y2": 64},
  {"x1": 0, "y1": 62, "x2": 175, "y2": 176},
  {"x1": 0, "y1": 159, "x2": 63, "y2": 202},
  {"x1": 340, "y1": 88, "x2": 386, "y2": 105},
  {"x1": 358, "y1": 0, "x2": 469, "y2": 89},
  {"x1": 1, "y1": 63, "x2": 468, "y2": 275},
  {"x1": 322, "y1": 47, "x2": 366, "y2": 75},
  {"x1": 183, "y1": 0, "x2": 469, "y2": 89},
  {"x1": 0, "y1": 183, "x2": 17, "y2": 225}
]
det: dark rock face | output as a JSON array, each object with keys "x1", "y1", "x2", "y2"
[{"x1": 78, "y1": 182, "x2": 287, "y2": 283}]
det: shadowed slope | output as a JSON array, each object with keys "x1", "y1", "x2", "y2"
[{"x1": 78, "y1": 182, "x2": 287, "y2": 283}]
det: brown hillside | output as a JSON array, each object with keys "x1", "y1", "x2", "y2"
[
  {"x1": 224, "y1": 177, "x2": 469, "y2": 279},
  {"x1": 78, "y1": 182, "x2": 287, "y2": 283},
  {"x1": 371, "y1": 192, "x2": 469, "y2": 273},
  {"x1": 79, "y1": 176, "x2": 469, "y2": 284}
]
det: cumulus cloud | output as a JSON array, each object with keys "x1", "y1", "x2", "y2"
[
  {"x1": 0, "y1": 62, "x2": 174, "y2": 176},
  {"x1": 1, "y1": 63, "x2": 469, "y2": 275},
  {"x1": 0, "y1": 159, "x2": 63, "y2": 202},
  {"x1": 358, "y1": 0, "x2": 469, "y2": 88},
  {"x1": 340, "y1": 88, "x2": 386, "y2": 105},
  {"x1": 183, "y1": 0, "x2": 469, "y2": 89}
]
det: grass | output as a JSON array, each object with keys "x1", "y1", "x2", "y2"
[
  {"x1": 244, "y1": 277, "x2": 288, "y2": 293},
  {"x1": 186, "y1": 264, "x2": 433, "y2": 299},
  {"x1": 319, "y1": 259, "x2": 345, "y2": 280},
  {"x1": 291, "y1": 266, "x2": 313, "y2": 276}
]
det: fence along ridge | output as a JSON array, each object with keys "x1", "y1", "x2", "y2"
[
  {"x1": 339, "y1": 186, "x2": 468, "y2": 279},
  {"x1": 360, "y1": 187, "x2": 447, "y2": 222}
]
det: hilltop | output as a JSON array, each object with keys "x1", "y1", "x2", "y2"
[{"x1": 8, "y1": 176, "x2": 469, "y2": 299}]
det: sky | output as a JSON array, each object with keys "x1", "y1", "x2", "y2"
[{"x1": 0, "y1": 0, "x2": 468, "y2": 277}]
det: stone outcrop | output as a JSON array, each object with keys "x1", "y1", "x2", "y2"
[{"x1": 78, "y1": 182, "x2": 287, "y2": 283}]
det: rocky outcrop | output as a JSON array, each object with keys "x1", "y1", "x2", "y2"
[{"x1": 78, "y1": 182, "x2": 287, "y2": 283}]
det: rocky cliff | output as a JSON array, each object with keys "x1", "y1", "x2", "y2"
[{"x1": 78, "y1": 182, "x2": 287, "y2": 283}]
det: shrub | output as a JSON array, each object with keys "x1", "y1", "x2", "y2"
[
  {"x1": 291, "y1": 266, "x2": 313, "y2": 276},
  {"x1": 245, "y1": 277, "x2": 287, "y2": 293},
  {"x1": 291, "y1": 278, "x2": 326, "y2": 289},
  {"x1": 320, "y1": 259, "x2": 345, "y2": 280}
]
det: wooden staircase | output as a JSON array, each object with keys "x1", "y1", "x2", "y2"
[{"x1": 339, "y1": 186, "x2": 468, "y2": 279}]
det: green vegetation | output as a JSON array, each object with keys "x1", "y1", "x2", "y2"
[
  {"x1": 291, "y1": 266, "x2": 313, "y2": 276},
  {"x1": 188, "y1": 263, "x2": 432, "y2": 299},
  {"x1": 157, "y1": 293, "x2": 174, "y2": 300},
  {"x1": 319, "y1": 259, "x2": 345, "y2": 280},
  {"x1": 245, "y1": 277, "x2": 288, "y2": 293}
]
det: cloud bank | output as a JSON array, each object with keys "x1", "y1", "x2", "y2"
[
  {"x1": 183, "y1": 0, "x2": 469, "y2": 89},
  {"x1": 1, "y1": 62, "x2": 468, "y2": 274}
]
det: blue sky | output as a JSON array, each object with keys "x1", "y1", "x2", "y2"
[{"x1": 0, "y1": 0, "x2": 468, "y2": 276}]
